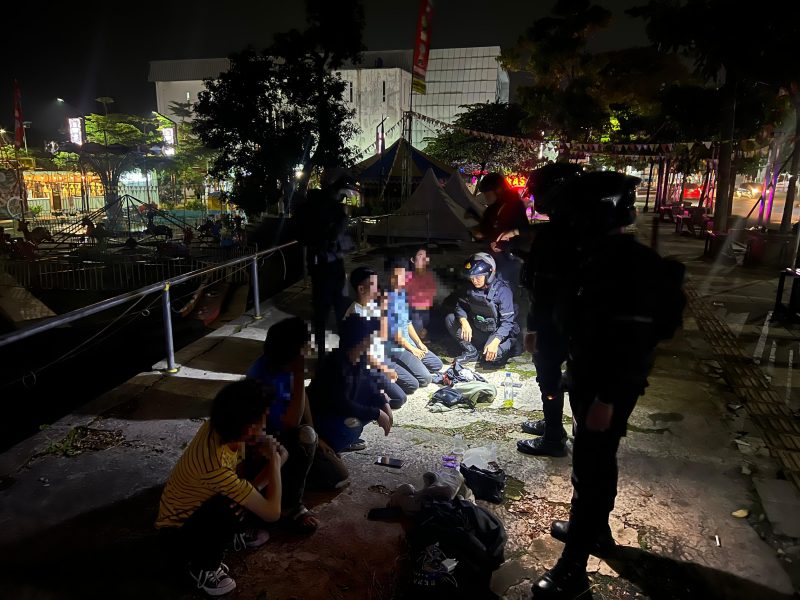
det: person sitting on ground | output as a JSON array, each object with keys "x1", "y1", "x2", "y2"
[
  {"x1": 445, "y1": 252, "x2": 520, "y2": 366},
  {"x1": 156, "y1": 379, "x2": 287, "y2": 597},
  {"x1": 344, "y1": 266, "x2": 406, "y2": 410},
  {"x1": 386, "y1": 256, "x2": 444, "y2": 392},
  {"x1": 405, "y1": 247, "x2": 437, "y2": 340},
  {"x1": 246, "y1": 317, "x2": 320, "y2": 533},
  {"x1": 307, "y1": 314, "x2": 394, "y2": 454}
]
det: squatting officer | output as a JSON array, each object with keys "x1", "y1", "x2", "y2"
[{"x1": 444, "y1": 252, "x2": 520, "y2": 366}]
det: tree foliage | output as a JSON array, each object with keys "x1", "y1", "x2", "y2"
[
  {"x1": 423, "y1": 102, "x2": 537, "y2": 173},
  {"x1": 193, "y1": 0, "x2": 363, "y2": 215},
  {"x1": 502, "y1": 0, "x2": 613, "y2": 143}
]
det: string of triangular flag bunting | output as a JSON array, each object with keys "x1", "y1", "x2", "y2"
[{"x1": 408, "y1": 111, "x2": 761, "y2": 159}]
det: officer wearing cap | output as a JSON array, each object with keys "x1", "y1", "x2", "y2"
[{"x1": 444, "y1": 252, "x2": 519, "y2": 366}]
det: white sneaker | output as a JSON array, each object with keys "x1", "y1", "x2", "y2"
[
  {"x1": 233, "y1": 528, "x2": 270, "y2": 551},
  {"x1": 189, "y1": 563, "x2": 236, "y2": 596}
]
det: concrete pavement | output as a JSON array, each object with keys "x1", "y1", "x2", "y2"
[{"x1": 1, "y1": 221, "x2": 799, "y2": 599}]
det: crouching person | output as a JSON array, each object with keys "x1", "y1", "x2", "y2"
[
  {"x1": 156, "y1": 380, "x2": 286, "y2": 596},
  {"x1": 246, "y1": 316, "x2": 320, "y2": 533},
  {"x1": 445, "y1": 252, "x2": 520, "y2": 366},
  {"x1": 308, "y1": 314, "x2": 393, "y2": 459}
]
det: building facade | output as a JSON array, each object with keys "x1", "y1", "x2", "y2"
[{"x1": 148, "y1": 47, "x2": 509, "y2": 155}]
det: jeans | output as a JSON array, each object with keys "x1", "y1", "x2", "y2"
[
  {"x1": 410, "y1": 308, "x2": 431, "y2": 334},
  {"x1": 370, "y1": 367, "x2": 407, "y2": 409},
  {"x1": 391, "y1": 348, "x2": 443, "y2": 392},
  {"x1": 160, "y1": 495, "x2": 243, "y2": 571}
]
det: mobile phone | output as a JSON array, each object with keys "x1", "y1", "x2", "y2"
[{"x1": 375, "y1": 456, "x2": 404, "y2": 468}]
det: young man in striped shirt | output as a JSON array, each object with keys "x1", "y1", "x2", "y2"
[{"x1": 156, "y1": 380, "x2": 286, "y2": 596}]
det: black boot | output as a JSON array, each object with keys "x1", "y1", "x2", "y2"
[
  {"x1": 456, "y1": 342, "x2": 479, "y2": 362},
  {"x1": 521, "y1": 419, "x2": 568, "y2": 438},
  {"x1": 516, "y1": 437, "x2": 567, "y2": 457},
  {"x1": 531, "y1": 558, "x2": 593, "y2": 599},
  {"x1": 550, "y1": 520, "x2": 616, "y2": 556}
]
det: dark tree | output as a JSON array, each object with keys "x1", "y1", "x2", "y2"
[
  {"x1": 423, "y1": 102, "x2": 536, "y2": 174},
  {"x1": 193, "y1": 0, "x2": 363, "y2": 216}
]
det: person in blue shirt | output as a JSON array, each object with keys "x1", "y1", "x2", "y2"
[
  {"x1": 445, "y1": 252, "x2": 520, "y2": 366},
  {"x1": 246, "y1": 317, "x2": 320, "y2": 533},
  {"x1": 385, "y1": 256, "x2": 443, "y2": 391}
]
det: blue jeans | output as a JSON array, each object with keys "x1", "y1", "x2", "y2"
[{"x1": 390, "y1": 348, "x2": 443, "y2": 394}]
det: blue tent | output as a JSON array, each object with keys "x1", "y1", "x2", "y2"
[{"x1": 352, "y1": 137, "x2": 454, "y2": 184}]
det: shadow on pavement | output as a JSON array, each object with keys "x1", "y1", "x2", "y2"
[{"x1": 605, "y1": 546, "x2": 794, "y2": 600}]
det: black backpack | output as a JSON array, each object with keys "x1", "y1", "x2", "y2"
[{"x1": 406, "y1": 498, "x2": 507, "y2": 598}]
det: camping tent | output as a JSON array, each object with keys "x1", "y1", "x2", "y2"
[
  {"x1": 367, "y1": 169, "x2": 478, "y2": 242},
  {"x1": 353, "y1": 137, "x2": 454, "y2": 184},
  {"x1": 444, "y1": 173, "x2": 486, "y2": 220}
]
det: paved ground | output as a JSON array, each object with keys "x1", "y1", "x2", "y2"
[{"x1": 1, "y1": 217, "x2": 799, "y2": 599}]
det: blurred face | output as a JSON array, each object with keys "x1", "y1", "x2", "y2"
[
  {"x1": 390, "y1": 267, "x2": 406, "y2": 290},
  {"x1": 357, "y1": 274, "x2": 379, "y2": 301},
  {"x1": 413, "y1": 249, "x2": 428, "y2": 271},
  {"x1": 470, "y1": 275, "x2": 487, "y2": 289},
  {"x1": 244, "y1": 411, "x2": 268, "y2": 444}
]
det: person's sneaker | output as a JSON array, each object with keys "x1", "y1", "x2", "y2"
[
  {"x1": 550, "y1": 520, "x2": 616, "y2": 556},
  {"x1": 233, "y1": 528, "x2": 270, "y2": 551},
  {"x1": 531, "y1": 558, "x2": 592, "y2": 599},
  {"x1": 189, "y1": 563, "x2": 236, "y2": 596},
  {"x1": 516, "y1": 437, "x2": 568, "y2": 457},
  {"x1": 341, "y1": 439, "x2": 366, "y2": 452}
]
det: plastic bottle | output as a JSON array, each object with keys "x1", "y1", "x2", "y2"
[
  {"x1": 452, "y1": 434, "x2": 466, "y2": 456},
  {"x1": 503, "y1": 372, "x2": 513, "y2": 404}
]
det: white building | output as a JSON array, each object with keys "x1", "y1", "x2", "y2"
[
  {"x1": 149, "y1": 58, "x2": 231, "y2": 120},
  {"x1": 148, "y1": 46, "x2": 509, "y2": 153}
]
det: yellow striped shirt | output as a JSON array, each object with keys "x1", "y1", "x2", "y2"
[{"x1": 156, "y1": 420, "x2": 255, "y2": 528}]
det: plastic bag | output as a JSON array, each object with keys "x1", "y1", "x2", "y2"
[{"x1": 462, "y1": 443, "x2": 497, "y2": 470}]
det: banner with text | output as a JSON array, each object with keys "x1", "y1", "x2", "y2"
[{"x1": 412, "y1": 0, "x2": 434, "y2": 94}]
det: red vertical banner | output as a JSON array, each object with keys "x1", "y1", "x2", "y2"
[
  {"x1": 412, "y1": 0, "x2": 434, "y2": 94},
  {"x1": 13, "y1": 80, "x2": 24, "y2": 150}
]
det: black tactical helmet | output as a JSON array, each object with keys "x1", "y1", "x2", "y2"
[
  {"x1": 464, "y1": 252, "x2": 496, "y2": 283},
  {"x1": 554, "y1": 171, "x2": 641, "y2": 234},
  {"x1": 525, "y1": 163, "x2": 583, "y2": 215}
]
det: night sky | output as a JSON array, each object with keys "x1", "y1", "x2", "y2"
[{"x1": 2, "y1": 0, "x2": 646, "y2": 145}]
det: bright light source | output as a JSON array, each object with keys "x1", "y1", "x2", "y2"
[
  {"x1": 295, "y1": 169, "x2": 304, "y2": 179},
  {"x1": 68, "y1": 117, "x2": 83, "y2": 145},
  {"x1": 57, "y1": 98, "x2": 64, "y2": 103}
]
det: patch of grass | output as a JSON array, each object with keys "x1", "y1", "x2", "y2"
[{"x1": 40, "y1": 426, "x2": 125, "y2": 458}]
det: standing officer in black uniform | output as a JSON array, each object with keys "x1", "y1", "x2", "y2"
[
  {"x1": 531, "y1": 172, "x2": 685, "y2": 599},
  {"x1": 295, "y1": 169, "x2": 358, "y2": 363},
  {"x1": 444, "y1": 252, "x2": 520, "y2": 366},
  {"x1": 516, "y1": 163, "x2": 583, "y2": 458}
]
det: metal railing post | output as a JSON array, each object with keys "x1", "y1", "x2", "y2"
[
  {"x1": 251, "y1": 256, "x2": 262, "y2": 320},
  {"x1": 161, "y1": 282, "x2": 179, "y2": 373}
]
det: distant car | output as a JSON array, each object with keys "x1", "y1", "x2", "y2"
[
  {"x1": 736, "y1": 182, "x2": 762, "y2": 198},
  {"x1": 672, "y1": 182, "x2": 702, "y2": 203}
]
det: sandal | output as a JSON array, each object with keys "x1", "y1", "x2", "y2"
[{"x1": 290, "y1": 506, "x2": 319, "y2": 534}]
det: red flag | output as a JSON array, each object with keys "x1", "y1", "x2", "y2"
[
  {"x1": 13, "y1": 80, "x2": 24, "y2": 150},
  {"x1": 411, "y1": 0, "x2": 434, "y2": 94}
]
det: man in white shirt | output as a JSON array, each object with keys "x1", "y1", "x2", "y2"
[{"x1": 345, "y1": 267, "x2": 406, "y2": 410}]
